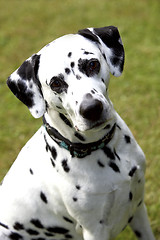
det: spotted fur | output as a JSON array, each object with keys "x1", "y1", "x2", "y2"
[{"x1": 0, "y1": 26, "x2": 155, "y2": 240}]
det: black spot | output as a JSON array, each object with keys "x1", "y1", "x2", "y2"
[
  {"x1": 114, "y1": 149, "x2": 121, "y2": 160},
  {"x1": 129, "y1": 166, "x2": 137, "y2": 177},
  {"x1": 137, "y1": 200, "x2": 143, "y2": 207},
  {"x1": 7, "y1": 78, "x2": 34, "y2": 109},
  {"x1": 101, "y1": 78, "x2": 105, "y2": 83},
  {"x1": 103, "y1": 146, "x2": 115, "y2": 160},
  {"x1": 124, "y1": 135, "x2": 131, "y2": 144},
  {"x1": 102, "y1": 53, "x2": 106, "y2": 60},
  {"x1": 26, "y1": 229, "x2": 39, "y2": 235},
  {"x1": 76, "y1": 185, "x2": 81, "y2": 190},
  {"x1": 116, "y1": 124, "x2": 121, "y2": 130},
  {"x1": 47, "y1": 226, "x2": 69, "y2": 234},
  {"x1": 84, "y1": 51, "x2": 90, "y2": 54},
  {"x1": 128, "y1": 216, "x2": 133, "y2": 223},
  {"x1": 99, "y1": 220, "x2": 104, "y2": 224},
  {"x1": 109, "y1": 162, "x2": 120, "y2": 173},
  {"x1": 56, "y1": 105, "x2": 62, "y2": 109},
  {"x1": 91, "y1": 90, "x2": 95, "y2": 94},
  {"x1": 78, "y1": 28, "x2": 100, "y2": 44},
  {"x1": 76, "y1": 75, "x2": 81, "y2": 80},
  {"x1": 13, "y1": 222, "x2": 24, "y2": 230},
  {"x1": 32, "y1": 54, "x2": 41, "y2": 83},
  {"x1": 0, "y1": 222, "x2": 9, "y2": 229},
  {"x1": 73, "y1": 197, "x2": 78, "y2": 202},
  {"x1": 40, "y1": 191, "x2": 48, "y2": 204},
  {"x1": 93, "y1": 88, "x2": 98, "y2": 92},
  {"x1": 65, "y1": 234, "x2": 73, "y2": 238},
  {"x1": 62, "y1": 159, "x2": 70, "y2": 172},
  {"x1": 129, "y1": 191, "x2": 133, "y2": 201},
  {"x1": 63, "y1": 216, "x2": 74, "y2": 224},
  {"x1": 74, "y1": 132, "x2": 85, "y2": 141},
  {"x1": 50, "y1": 157, "x2": 55, "y2": 167},
  {"x1": 44, "y1": 135, "x2": 49, "y2": 152},
  {"x1": 70, "y1": 62, "x2": 75, "y2": 68},
  {"x1": 50, "y1": 146, "x2": 57, "y2": 160},
  {"x1": 45, "y1": 100, "x2": 49, "y2": 112},
  {"x1": 134, "y1": 230, "x2": 142, "y2": 238},
  {"x1": 9, "y1": 232, "x2": 23, "y2": 240},
  {"x1": 59, "y1": 113, "x2": 72, "y2": 128},
  {"x1": 83, "y1": 51, "x2": 94, "y2": 55},
  {"x1": 65, "y1": 68, "x2": 71, "y2": 74},
  {"x1": 44, "y1": 135, "x2": 57, "y2": 160},
  {"x1": 97, "y1": 160, "x2": 105, "y2": 168},
  {"x1": 44, "y1": 232, "x2": 54, "y2": 237},
  {"x1": 17, "y1": 60, "x2": 33, "y2": 81},
  {"x1": 31, "y1": 238, "x2": 45, "y2": 240},
  {"x1": 30, "y1": 219, "x2": 44, "y2": 229},
  {"x1": 68, "y1": 52, "x2": 72, "y2": 57},
  {"x1": 29, "y1": 168, "x2": 34, "y2": 175}
]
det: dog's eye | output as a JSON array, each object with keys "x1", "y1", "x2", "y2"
[
  {"x1": 87, "y1": 59, "x2": 100, "y2": 77},
  {"x1": 50, "y1": 78, "x2": 62, "y2": 89},
  {"x1": 88, "y1": 60, "x2": 99, "y2": 71},
  {"x1": 78, "y1": 58, "x2": 100, "y2": 77},
  {"x1": 50, "y1": 75, "x2": 68, "y2": 94},
  {"x1": 50, "y1": 77, "x2": 62, "y2": 91}
]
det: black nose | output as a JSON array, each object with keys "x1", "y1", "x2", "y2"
[{"x1": 80, "y1": 97, "x2": 103, "y2": 121}]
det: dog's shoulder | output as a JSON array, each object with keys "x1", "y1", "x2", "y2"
[{"x1": 114, "y1": 113, "x2": 146, "y2": 170}]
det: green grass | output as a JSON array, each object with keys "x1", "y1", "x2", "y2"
[{"x1": 0, "y1": 0, "x2": 160, "y2": 238}]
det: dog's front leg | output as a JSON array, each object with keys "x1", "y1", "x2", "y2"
[{"x1": 129, "y1": 203, "x2": 155, "y2": 240}]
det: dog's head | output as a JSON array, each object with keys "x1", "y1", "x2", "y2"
[{"x1": 7, "y1": 26, "x2": 124, "y2": 133}]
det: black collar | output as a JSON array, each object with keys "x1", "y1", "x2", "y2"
[{"x1": 43, "y1": 116, "x2": 116, "y2": 158}]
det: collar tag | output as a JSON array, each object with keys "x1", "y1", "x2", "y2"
[{"x1": 60, "y1": 141, "x2": 69, "y2": 150}]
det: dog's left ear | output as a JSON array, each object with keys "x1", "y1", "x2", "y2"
[
  {"x1": 7, "y1": 54, "x2": 46, "y2": 118},
  {"x1": 78, "y1": 26, "x2": 125, "y2": 77}
]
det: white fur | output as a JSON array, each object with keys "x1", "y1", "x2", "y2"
[{"x1": 0, "y1": 29, "x2": 155, "y2": 240}]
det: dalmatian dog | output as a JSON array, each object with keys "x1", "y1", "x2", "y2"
[{"x1": 0, "y1": 26, "x2": 155, "y2": 240}]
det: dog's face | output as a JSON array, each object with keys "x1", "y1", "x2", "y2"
[
  {"x1": 7, "y1": 26, "x2": 124, "y2": 133},
  {"x1": 39, "y1": 34, "x2": 113, "y2": 132}
]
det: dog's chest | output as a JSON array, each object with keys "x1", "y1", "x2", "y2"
[{"x1": 53, "y1": 143, "x2": 144, "y2": 234}]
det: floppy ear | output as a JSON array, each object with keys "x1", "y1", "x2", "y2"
[
  {"x1": 7, "y1": 54, "x2": 46, "y2": 118},
  {"x1": 78, "y1": 26, "x2": 125, "y2": 77}
]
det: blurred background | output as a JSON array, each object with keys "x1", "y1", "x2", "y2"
[{"x1": 0, "y1": 0, "x2": 159, "y2": 239}]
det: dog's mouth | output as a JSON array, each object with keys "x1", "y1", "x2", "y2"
[{"x1": 75, "y1": 119, "x2": 111, "y2": 132}]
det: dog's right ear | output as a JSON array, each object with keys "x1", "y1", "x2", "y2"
[{"x1": 7, "y1": 54, "x2": 46, "y2": 118}]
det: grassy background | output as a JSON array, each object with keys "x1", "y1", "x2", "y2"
[{"x1": 0, "y1": 0, "x2": 159, "y2": 239}]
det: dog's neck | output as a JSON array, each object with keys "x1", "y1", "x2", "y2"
[{"x1": 43, "y1": 113, "x2": 116, "y2": 158}]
